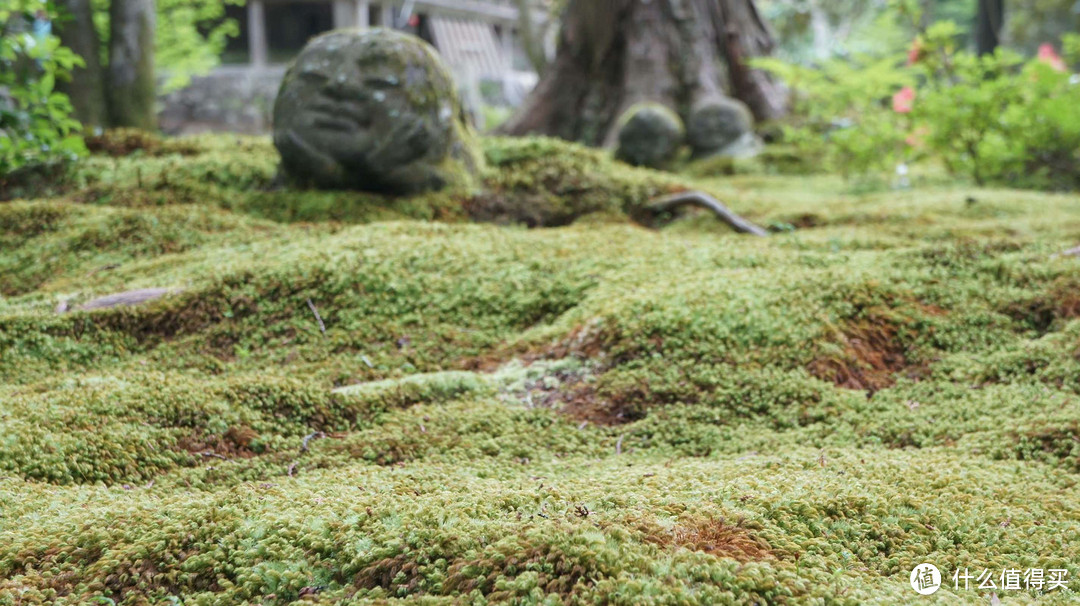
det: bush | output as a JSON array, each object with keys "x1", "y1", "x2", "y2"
[
  {"x1": 756, "y1": 19, "x2": 1080, "y2": 191},
  {"x1": 0, "y1": 0, "x2": 86, "y2": 182}
]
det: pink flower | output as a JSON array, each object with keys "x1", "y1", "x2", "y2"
[
  {"x1": 892, "y1": 87, "x2": 916, "y2": 113},
  {"x1": 906, "y1": 40, "x2": 923, "y2": 66},
  {"x1": 1037, "y1": 43, "x2": 1067, "y2": 72}
]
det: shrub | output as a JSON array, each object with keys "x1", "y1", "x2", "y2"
[
  {"x1": 756, "y1": 18, "x2": 1080, "y2": 190},
  {"x1": 0, "y1": 0, "x2": 85, "y2": 183}
]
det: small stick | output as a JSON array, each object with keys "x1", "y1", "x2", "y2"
[
  {"x1": 649, "y1": 191, "x2": 769, "y2": 236},
  {"x1": 306, "y1": 298, "x2": 326, "y2": 335},
  {"x1": 615, "y1": 434, "x2": 625, "y2": 455},
  {"x1": 301, "y1": 431, "x2": 326, "y2": 452}
]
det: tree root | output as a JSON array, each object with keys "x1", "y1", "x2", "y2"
[{"x1": 648, "y1": 191, "x2": 769, "y2": 236}]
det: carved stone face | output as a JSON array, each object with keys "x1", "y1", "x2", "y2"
[{"x1": 273, "y1": 29, "x2": 476, "y2": 194}]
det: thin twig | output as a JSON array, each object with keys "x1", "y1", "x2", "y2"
[
  {"x1": 306, "y1": 298, "x2": 326, "y2": 335},
  {"x1": 301, "y1": 431, "x2": 326, "y2": 452},
  {"x1": 615, "y1": 434, "x2": 625, "y2": 455},
  {"x1": 199, "y1": 451, "x2": 227, "y2": 460},
  {"x1": 649, "y1": 191, "x2": 769, "y2": 236}
]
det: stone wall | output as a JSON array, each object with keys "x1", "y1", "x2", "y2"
[
  {"x1": 158, "y1": 66, "x2": 286, "y2": 135},
  {"x1": 158, "y1": 64, "x2": 535, "y2": 135}
]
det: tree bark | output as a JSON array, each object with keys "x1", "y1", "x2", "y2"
[
  {"x1": 975, "y1": 0, "x2": 1004, "y2": 56},
  {"x1": 107, "y1": 0, "x2": 157, "y2": 129},
  {"x1": 499, "y1": 0, "x2": 786, "y2": 147},
  {"x1": 57, "y1": 0, "x2": 108, "y2": 127},
  {"x1": 512, "y1": 0, "x2": 549, "y2": 75}
]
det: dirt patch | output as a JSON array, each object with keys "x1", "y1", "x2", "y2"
[{"x1": 495, "y1": 354, "x2": 643, "y2": 426}]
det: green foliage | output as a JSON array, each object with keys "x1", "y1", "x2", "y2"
[
  {"x1": 913, "y1": 22, "x2": 1080, "y2": 189},
  {"x1": 90, "y1": 0, "x2": 244, "y2": 91},
  {"x1": 1005, "y1": 0, "x2": 1080, "y2": 55},
  {"x1": 756, "y1": 15, "x2": 1080, "y2": 190},
  {"x1": 756, "y1": 0, "x2": 975, "y2": 63},
  {"x1": 155, "y1": 0, "x2": 243, "y2": 91},
  {"x1": 0, "y1": 0, "x2": 86, "y2": 178},
  {"x1": 752, "y1": 54, "x2": 914, "y2": 179}
]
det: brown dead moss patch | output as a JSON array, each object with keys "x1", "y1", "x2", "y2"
[
  {"x1": 557, "y1": 383, "x2": 646, "y2": 426},
  {"x1": 353, "y1": 552, "x2": 425, "y2": 593},
  {"x1": 1002, "y1": 278, "x2": 1080, "y2": 335},
  {"x1": 443, "y1": 543, "x2": 599, "y2": 599},
  {"x1": 85, "y1": 128, "x2": 199, "y2": 158},
  {"x1": 641, "y1": 515, "x2": 775, "y2": 562},
  {"x1": 1012, "y1": 420, "x2": 1080, "y2": 472},
  {"x1": 176, "y1": 425, "x2": 261, "y2": 459},
  {"x1": 462, "y1": 321, "x2": 611, "y2": 373},
  {"x1": 809, "y1": 313, "x2": 928, "y2": 393}
]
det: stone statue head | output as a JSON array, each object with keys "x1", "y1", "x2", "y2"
[{"x1": 273, "y1": 28, "x2": 480, "y2": 195}]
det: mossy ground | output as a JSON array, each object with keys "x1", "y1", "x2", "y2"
[{"x1": 2, "y1": 133, "x2": 1080, "y2": 605}]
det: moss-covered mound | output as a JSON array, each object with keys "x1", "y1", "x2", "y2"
[{"x1": 2, "y1": 134, "x2": 1080, "y2": 604}]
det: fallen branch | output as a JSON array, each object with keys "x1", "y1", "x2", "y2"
[
  {"x1": 306, "y1": 298, "x2": 327, "y2": 335},
  {"x1": 648, "y1": 191, "x2": 769, "y2": 236}
]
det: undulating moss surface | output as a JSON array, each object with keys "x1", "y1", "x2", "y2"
[{"x1": 2, "y1": 133, "x2": 1080, "y2": 604}]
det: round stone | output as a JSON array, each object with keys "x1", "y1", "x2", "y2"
[
  {"x1": 686, "y1": 96, "x2": 754, "y2": 158},
  {"x1": 614, "y1": 103, "x2": 685, "y2": 168},
  {"x1": 272, "y1": 28, "x2": 481, "y2": 195}
]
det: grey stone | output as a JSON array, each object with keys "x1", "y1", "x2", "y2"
[
  {"x1": 73, "y1": 288, "x2": 177, "y2": 312},
  {"x1": 272, "y1": 28, "x2": 481, "y2": 195},
  {"x1": 614, "y1": 103, "x2": 685, "y2": 168}
]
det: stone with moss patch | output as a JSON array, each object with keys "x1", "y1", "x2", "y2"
[
  {"x1": 614, "y1": 103, "x2": 685, "y2": 168},
  {"x1": 272, "y1": 28, "x2": 482, "y2": 195},
  {"x1": 687, "y1": 96, "x2": 760, "y2": 159}
]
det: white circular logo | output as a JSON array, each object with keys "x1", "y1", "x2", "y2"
[{"x1": 910, "y1": 563, "x2": 942, "y2": 595}]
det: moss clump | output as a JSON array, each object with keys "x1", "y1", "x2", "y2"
[{"x1": 2, "y1": 133, "x2": 1080, "y2": 604}]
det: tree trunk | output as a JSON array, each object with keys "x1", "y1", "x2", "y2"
[
  {"x1": 499, "y1": 0, "x2": 786, "y2": 147},
  {"x1": 975, "y1": 0, "x2": 1004, "y2": 56},
  {"x1": 513, "y1": 0, "x2": 549, "y2": 75},
  {"x1": 57, "y1": 0, "x2": 108, "y2": 127},
  {"x1": 107, "y1": 0, "x2": 157, "y2": 129}
]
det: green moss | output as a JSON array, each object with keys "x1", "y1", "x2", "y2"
[{"x1": 2, "y1": 133, "x2": 1080, "y2": 604}]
